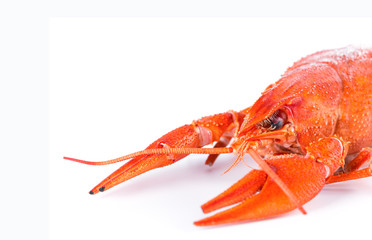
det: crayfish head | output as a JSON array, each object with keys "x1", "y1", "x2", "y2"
[
  {"x1": 232, "y1": 106, "x2": 302, "y2": 159},
  {"x1": 238, "y1": 62, "x2": 343, "y2": 155}
]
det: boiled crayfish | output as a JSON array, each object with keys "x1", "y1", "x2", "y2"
[{"x1": 65, "y1": 46, "x2": 372, "y2": 226}]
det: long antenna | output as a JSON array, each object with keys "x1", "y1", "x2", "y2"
[{"x1": 64, "y1": 147, "x2": 234, "y2": 165}]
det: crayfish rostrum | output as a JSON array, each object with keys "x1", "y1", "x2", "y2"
[{"x1": 66, "y1": 46, "x2": 372, "y2": 226}]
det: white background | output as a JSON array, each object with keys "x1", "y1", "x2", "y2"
[
  {"x1": 50, "y1": 18, "x2": 372, "y2": 240},
  {"x1": 3, "y1": 1, "x2": 372, "y2": 240}
]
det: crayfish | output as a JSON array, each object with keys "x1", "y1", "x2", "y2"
[{"x1": 65, "y1": 46, "x2": 372, "y2": 226}]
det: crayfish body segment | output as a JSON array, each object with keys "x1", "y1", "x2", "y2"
[{"x1": 66, "y1": 46, "x2": 372, "y2": 226}]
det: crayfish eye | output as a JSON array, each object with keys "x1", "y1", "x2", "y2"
[{"x1": 258, "y1": 109, "x2": 287, "y2": 131}]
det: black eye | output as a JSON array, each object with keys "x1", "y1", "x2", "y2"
[
  {"x1": 258, "y1": 110, "x2": 287, "y2": 131},
  {"x1": 271, "y1": 115, "x2": 284, "y2": 130}
]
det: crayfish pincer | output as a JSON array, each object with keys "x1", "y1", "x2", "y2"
[{"x1": 65, "y1": 46, "x2": 372, "y2": 226}]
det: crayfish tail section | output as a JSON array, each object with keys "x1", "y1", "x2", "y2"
[{"x1": 201, "y1": 170, "x2": 267, "y2": 214}]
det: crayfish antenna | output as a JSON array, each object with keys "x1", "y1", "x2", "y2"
[
  {"x1": 64, "y1": 147, "x2": 233, "y2": 166},
  {"x1": 66, "y1": 147, "x2": 234, "y2": 195},
  {"x1": 222, "y1": 141, "x2": 250, "y2": 175},
  {"x1": 63, "y1": 156, "x2": 127, "y2": 165}
]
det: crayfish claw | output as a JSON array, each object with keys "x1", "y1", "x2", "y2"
[
  {"x1": 195, "y1": 137, "x2": 348, "y2": 226},
  {"x1": 195, "y1": 155, "x2": 327, "y2": 226},
  {"x1": 201, "y1": 170, "x2": 267, "y2": 214}
]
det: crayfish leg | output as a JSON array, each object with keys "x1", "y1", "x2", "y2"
[
  {"x1": 342, "y1": 147, "x2": 372, "y2": 173},
  {"x1": 205, "y1": 110, "x2": 242, "y2": 166},
  {"x1": 327, "y1": 147, "x2": 372, "y2": 184},
  {"x1": 204, "y1": 136, "x2": 233, "y2": 166}
]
